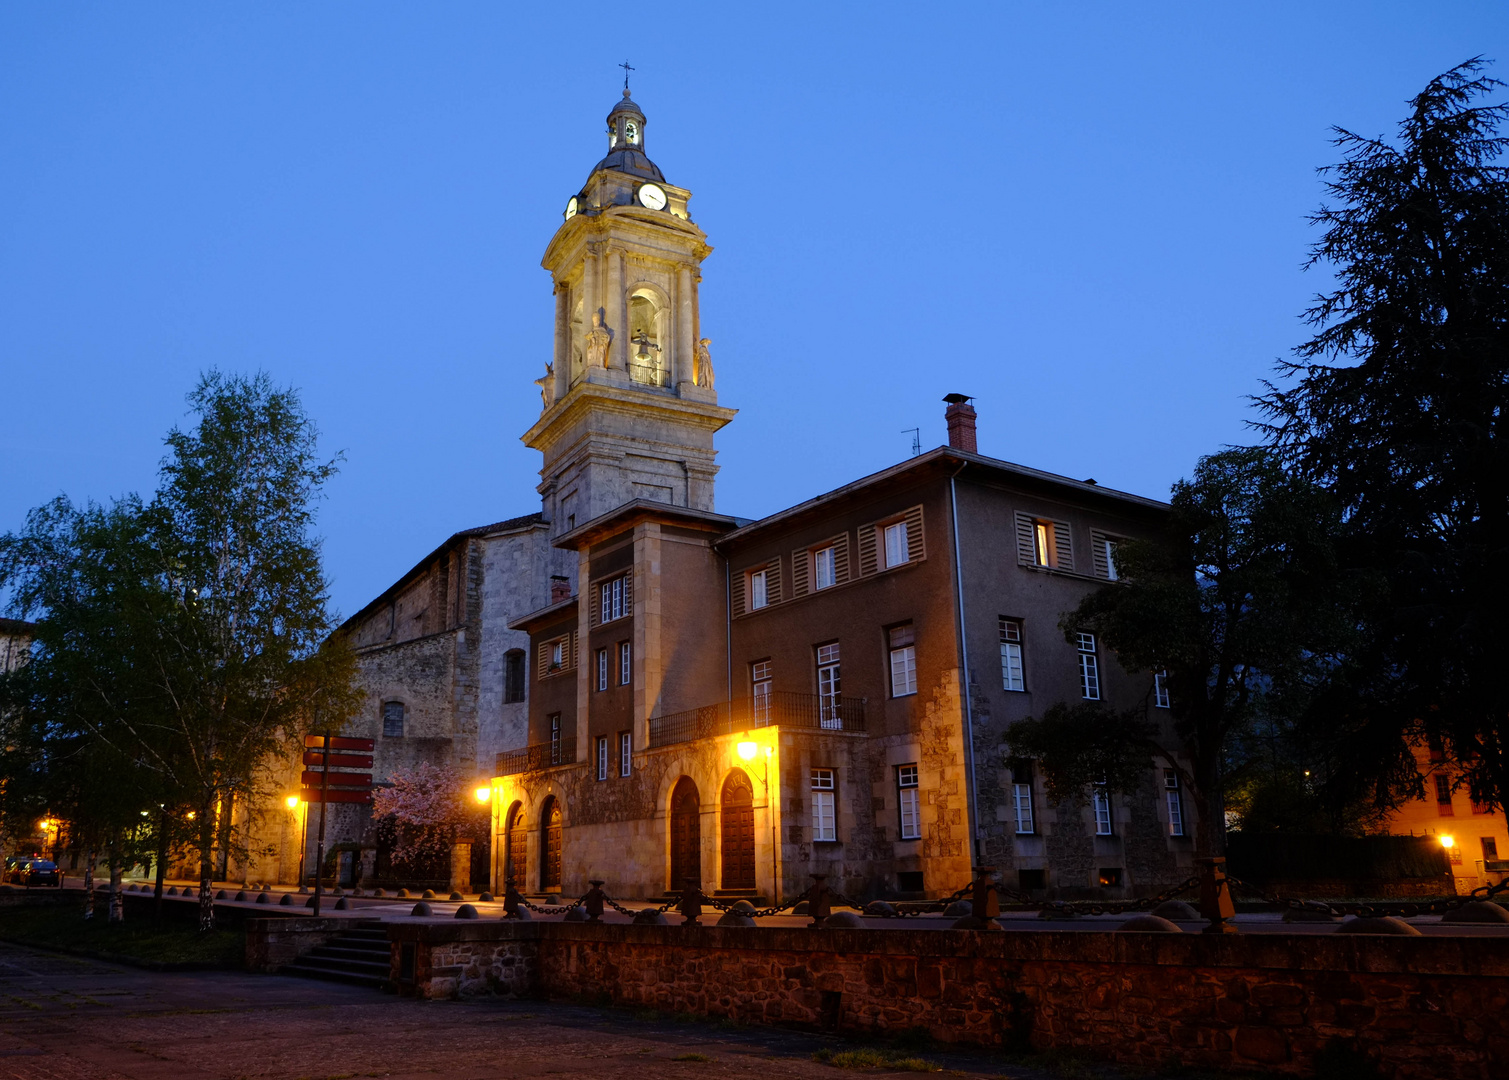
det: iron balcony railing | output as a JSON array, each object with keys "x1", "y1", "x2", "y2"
[
  {"x1": 495, "y1": 736, "x2": 577, "y2": 777},
  {"x1": 648, "y1": 691, "x2": 866, "y2": 748}
]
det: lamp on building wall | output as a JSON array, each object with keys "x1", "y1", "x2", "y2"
[
  {"x1": 1440, "y1": 834, "x2": 1455, "y2": 850},
  {"x1": 474, "y1": 785, "x2": 492, "y2": 804},
  {"x1": 287, "y1": 796, "x2": 309, "y2": 892}
]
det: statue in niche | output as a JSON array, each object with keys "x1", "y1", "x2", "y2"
[
  {"x1": 695, "y1": 338, "x2": 716, "y2": 389},
  {"x1": 584, "y1": 310, "x2": 613, "y2": 369},
  {"x1": 534, "y1": 362, "x2": 555, "y2": 409}
]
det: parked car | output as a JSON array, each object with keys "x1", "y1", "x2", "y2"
[{"x1": 8, "y1": 859, "x2": 60, "y2": 886}]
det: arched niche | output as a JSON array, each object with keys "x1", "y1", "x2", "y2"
[{"x1": 627, "y1": 282, "x2": 671, "y2": 387}]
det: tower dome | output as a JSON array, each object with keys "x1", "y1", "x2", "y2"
[{"x1": 592, "y1": 89, "x2": 664, "y2": 182}]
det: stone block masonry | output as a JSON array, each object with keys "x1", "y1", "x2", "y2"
[{"x1": 384, "y1": 921, "x2": 1508, "y2": 1080}]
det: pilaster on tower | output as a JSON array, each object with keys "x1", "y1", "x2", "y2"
[{"x1": 524, "y1": 89, "x2": 735, "y2": 537}]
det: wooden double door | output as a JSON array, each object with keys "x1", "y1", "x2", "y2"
[
  {"x1": 670, "y1": 777, "x2": 701, "y2": 890},
  {"x1": 720, "y1": 770, "x2": 756, "y2": 891}
]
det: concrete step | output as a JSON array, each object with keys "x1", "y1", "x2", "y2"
[
  {"x1": 308, "y1": 944, "x2": 388, "y2": 964},
  {"x1": 282, "y1": 959, "x2": 387, "y2": 989},
  {"x1": 288, "y1": 953, "x2": 389, "y2": 977}
]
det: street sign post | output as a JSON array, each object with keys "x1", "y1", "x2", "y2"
[{"x1": 301, "y1": 734, "x2": 375, "y2": 915}]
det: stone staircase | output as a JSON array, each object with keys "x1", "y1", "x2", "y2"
[{"x1": 282, "y1": 920, "x2": 390, "y2": 989}]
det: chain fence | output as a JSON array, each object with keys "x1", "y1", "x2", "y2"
[{"x1": 497, "y1": 865, "x2": 1507, "y2": 928}]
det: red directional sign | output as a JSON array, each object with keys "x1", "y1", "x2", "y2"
[
  {"x1": 300, "y1": 770, "x2": 372, "y2": 789},
  {"x1": 304, "y1": 735, "x2": 374, "y2": 752},
  {"x1": 302, "y1": 752, "x2": 372, "y2": 769},
  {"x1": 300, "y1": 787, "x2": 372, "y2": 804}
]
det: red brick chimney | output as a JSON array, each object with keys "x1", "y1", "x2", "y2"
[
  {"x1": 944, "y1": 394, "x2": 977, "y2": 453},
  {"x1": 550, "y1": 576, "x2": 571, "y2": 604}
]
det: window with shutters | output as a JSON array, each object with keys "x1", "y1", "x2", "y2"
[
  {"x1": 751, "y1": 660, "x2": 773, "y2": 723},
  {"x1": 1153, "y1": 670, "x2": 1171, "y2": 708},
  {"x1": 539, "y1": 632, "x2": 577, "y2": 678},
  {"x1": 596, "y1": 736, "x2": 608, "y2": 781},
  {"x1": 598, "y1": 575, "x2": 629, "y2": 624},
  {"x1": 1165, "y1": 770, "x2": 1185, "y2": 836},
  {"x1": 814, "y1": 546, "x2": 836, "y2": 589},
  {"x1": 888, "y1": 623, "x2": 917, "y2": 697},
  {"x1": 1016, "y1": 513, "x2": 1073, "y2": 572},
  {"x1": 811, "y1": 769, "x2": 837, "y2": 842},
  {"x1": 1091, "y1": 531, "x2": 1121, "y2": 581},
  {"x1": 503, "y1": 649, "x2": 526, "y2": 703},
  {"x1": 883, "y1": 521, "x2": 909, "y2": 568},
  {"x1": 897, "y1": 764, "x2": 920, "y2": 840},
  {"x1": 1077, "y1": 632, "x2": 1100, "y2": 700},
  {"x1": 999, "y1": 618, "x2": 1025, "y2": 692},
  {"x1": 619, "y1": 731, "x2": 632, "y2": 777},
  {"x1": 749, "y1": 568, "x2": 768, "y2": 610},
  {"x1": 619, "y1": 640, "x2": 632, "y2": 686},
  {"x1": 382, "y1": 701, "x2": 405, "y2": 738}
]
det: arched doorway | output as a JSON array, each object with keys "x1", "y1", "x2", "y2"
[
  {"x1": 669, "y1": 777, "x2": 701, "y2": 891},
  {"x1": 720, "y1": 770, "x2": 756, "y2": 891},
  {"x1": 540, "y1": 796, "x2": 562, "y2": 891},
  {"x1": 505, "y1": 802, "x2": 527, "y2": 890}
]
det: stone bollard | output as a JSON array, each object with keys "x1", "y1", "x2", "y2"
[
  {"x1": 808, "y1": 874, "x2": 832, "y2": 928},
  {"x1": 678, "y1": 876, "x2": 702, "y2": 927},
  {"x1": 584, "y1": 880, "x2": 607, "y2": 924},
  {"x1": 951, "y1": 868, "x2": 1004, "y2": 930},
  {"x1": 1197, "y1": 857, "x2": 1237, "y2": 934}
]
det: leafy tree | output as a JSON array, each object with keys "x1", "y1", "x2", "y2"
[
  {"x1": 372, "y1": 763, "x2": 488, "y2": 870},
  {"x1": 1, "y1": 372, "x2": 360, "y2": 929},
  {"x1": 1259, "y1": 60, "x2": 1509, "y2": 816},
  {"x1": 1007, "y1": 448, "x2": 1351, "y2": 856}
]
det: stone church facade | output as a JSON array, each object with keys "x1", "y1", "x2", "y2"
[{"x1": 272, "y1": 87, "x2": 1198, "y2": 901}]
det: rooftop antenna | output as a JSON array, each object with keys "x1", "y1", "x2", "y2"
[
  {"x1": 902, "y1": 427, "x2": 921, "y2": 458},
  {"x1": 619, "y1": 59, "x2": 635, "y2": 92}
]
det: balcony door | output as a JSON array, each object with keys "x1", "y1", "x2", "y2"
[
  {"x1": 669, "y1": 777, "x2": 701, "y2": 891},
  {"x1": 720, "y1": 770, "x2": 756, "y2": 891}
]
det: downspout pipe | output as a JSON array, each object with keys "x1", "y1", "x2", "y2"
[{"x1": 948, "y1": 461, "x2": 983, "y2": 866}]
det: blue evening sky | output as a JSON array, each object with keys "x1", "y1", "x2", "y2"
[{"x1": 1, "y1": 3, "x2": 1503, "y2": 619}]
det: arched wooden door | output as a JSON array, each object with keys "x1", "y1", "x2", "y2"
[
  {"x1": 720, "y1": 770, "x2": 756, "y2": 891},
  {"x1": 541, "y1": 797, "x2": 562, "y2": 891},
  {"x1": 669, "y1": 777, "x2": 701, "y2": 891},
  {"x1": 505, "y1": 803, "x2": 527, "y2": 889}
]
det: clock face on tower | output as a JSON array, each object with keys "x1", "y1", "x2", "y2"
[
  {"x1": 564, "y1": 197, "x2": 578, "y2": 221},
  {"x1": 637, "y1": 183, "x2": 667, "y2": 211}
]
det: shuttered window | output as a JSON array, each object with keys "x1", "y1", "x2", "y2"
[
  {"x1": 738, "y1": 561, "x2": 782, "y2": 615},
  {"x1": 1015, "y1": 513, "x2": 1074, "y2": 572},
  {"x1": 537, "y1": 631, "x2": 578, "y2": 678},
  {"x1": 591, "y1": 573, "x2": 633, "y2": 626},
  {"x1": 861, "y1": 506, "x2": 925, "y2": 576},
  {"x1": 795, "y1": 534, "x2": 849, "y2": 594},
  {"x1": 1091, "y1": 531, "x2": 1120, "y2": 580}
]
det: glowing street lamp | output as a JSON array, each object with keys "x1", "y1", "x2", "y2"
[
  {"x1": 474, "y1": 785, "x2": 492, "y2": 804},
  {"x1": 1440, "y1": 835, "x2": 1456, "y2": 850}
]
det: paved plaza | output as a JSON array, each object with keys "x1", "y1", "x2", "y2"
[{"x1": 0, "y1": 941, "x2": 1084, "y2": 1080}]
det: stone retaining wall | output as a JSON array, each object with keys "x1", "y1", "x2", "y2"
[{"x1": 384, "y1": 921, "x2": 1507, "y2": 1080}]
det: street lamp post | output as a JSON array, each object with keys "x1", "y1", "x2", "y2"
[
  {"x1": 473, "y1": 783, "x2": 494, "y2": 895},
  {"x1": 736, "y1": 741, "x2": 778, "y2": 905},
  {"x1": 286, "y1": 796, "x2": 306, "y2": 891}
]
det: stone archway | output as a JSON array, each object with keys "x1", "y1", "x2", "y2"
[
  {"x1": 540, "y1": 796, "x2": 562, "y2": 891},
  {"x1": 669, "y1": 777, "x2": 701, "y2": 891},
  {"x1": 720, "y1": 769, "x2": 756, "y2": 891},
  {"x1": 505, "y1": 802, "x2": 527, "y2": 890}
]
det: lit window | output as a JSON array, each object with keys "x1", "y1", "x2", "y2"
[
  {"x1": 382, "y1": 701, "x2": 405, "y2": 738},
  {"x1": 599, "y1": 577, "x2": 626, "y2": 623},
  {"x1": 811, "y1": 769, "x2": 836, "y2": 841},
  {"x1": 596, "y1": 736, "x2": 608, "y2": 781},
  {"x1": 1153, "y1": 670, "x2": 1170, "y2": 709},
  {"x1": 897, "y1": 764, "x2": 920, "y2": 840},
  {"x1": 1165, "y1": 770, "x2": 1184, "y2": 837},
  {"x1": 749, "y1": 569, "x2": 768, "y2": 610},
  {"x1": 619, "y1": 641, "x2": 632, "y2": 686},
  {"x1": 888, "y1": 624, "x2": 917, "y2": 697},
  {"x1": 1077, "y1": 633, "x2": 1100, "y2": 700},
  {"x1": 1093, "y1": 786, "x2": 1113, "y2": 836},
  {"x1": 596, "y1": 648, "x2": 608, "y2": 692},
  {"x1": 999, "y1": 618, "x2": 1025, "y2": 692},
  {"x1": 619, "y1": 732, "x2": 631, "y2": 777},
  {"x1": 816, "y1": 642, "x2": 841, "y2": 729},
  {"x1": 751, "y1": 660, "x2": 772, "y2": 724},
  {"x1": 883, "y1": 521, "x2": 909, "y2": 569},
  {"x1": 1034, "y1": 522, "x2": 1052, "y2": 567},
  {"x1": 813, "y1": 546, "x2": 836, "y2": 589}
]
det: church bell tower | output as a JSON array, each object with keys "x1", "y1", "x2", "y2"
[{"x1": 523, "y1": 87, "x2": 736, "y2": 536}]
